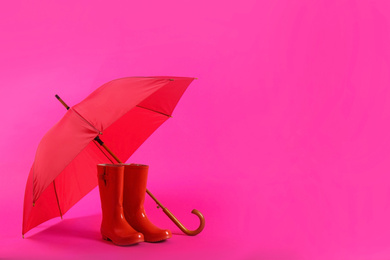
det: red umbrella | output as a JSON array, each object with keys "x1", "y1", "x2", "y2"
[{"x1": 22, "y1": 76, "x2": 205, "y2": 237}]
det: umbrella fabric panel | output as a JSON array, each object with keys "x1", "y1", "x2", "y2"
[
  {"x1": 33, "y1": 109, "x2": 99, "y2": 202},
  {"x1": 138, "y1": 77, "x2": 194, "y2": 117},
  {"x1": 102, "y1": 106, "x2": 169, "y2": 162},
  {"x1": 23, "y1": 170, "x2": 64, "y2": 235},
  {"x1": 23, "y1": 142, "x2": 111, "y2": 234},
  {"x1": 72, "y1": 77, "x2": 170, "y2": 133},
  {"x1": 55, "y1": 141, "x2": 111, "y2": 215}
]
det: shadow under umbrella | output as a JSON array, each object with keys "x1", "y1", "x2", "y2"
[{"x1": 27, "y1": 214, "x2": 101, "y2": 242}]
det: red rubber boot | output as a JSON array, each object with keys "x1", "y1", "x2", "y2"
[
  {"x1": 122, "y1": 164, "x2": 172, "y2": 242},
  {"x1": 97, "y1": 164, "x2": 144, "y2": 246}
]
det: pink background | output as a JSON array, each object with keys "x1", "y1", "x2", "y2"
[{"x1": 2, "y1": 0, "x2": 390, "y2": 259}]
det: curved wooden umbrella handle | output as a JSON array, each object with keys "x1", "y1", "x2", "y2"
[
  {"x1": 146, "y1": 189, "x2": 205, "y2": 236},
  {"x1": 162, "y1": 207, "x2": 205, "y2": 236}
]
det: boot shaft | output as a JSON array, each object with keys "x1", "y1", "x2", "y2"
[
  {"x1": 122, "y1": 164, "x2": 149, "y2": 208},
  {"x1": 97, "y1": 164, "x2": 125, "y2": 213}
]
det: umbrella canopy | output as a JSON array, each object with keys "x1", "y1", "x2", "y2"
[{"x1": 23, "y1": 76, "x2": 195, "y2": 235}]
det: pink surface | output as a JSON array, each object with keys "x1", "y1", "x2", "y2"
[{"x1": 2, "y1": 0, "x2": 390, "y2": 259}]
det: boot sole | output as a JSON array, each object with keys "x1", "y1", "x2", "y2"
[
  {"x1": 102, "y1": 234, "x2": 143, "y2": 246},
  {"x1": 144, "y1": 234, "x2": 172, "y2": 243}
]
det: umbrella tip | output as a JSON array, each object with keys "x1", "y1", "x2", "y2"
[
  {"x1": 33, "y1": 202, "x2": 35, "y2": 207},
  {"x1": 169, "y1": 78, "x2": 174, "y2": 81},
  {"x1": 22, "y1": 234, "x2": 24, "y2": 239}
]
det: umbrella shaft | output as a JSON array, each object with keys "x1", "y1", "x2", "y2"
[
  {"x1": 55, "y1": 95, "x2": 70, "y2": 110},
  {"x1": 99, "y1": 141, "x2": 122, "y2": 164}
]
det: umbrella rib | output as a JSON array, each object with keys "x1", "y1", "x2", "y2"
[
  {"x1": 53, "y1": 180, "x2": 63, "y2": 219},
  {"x1": 71, "y1": 108, "x2": 101, "y2": 134},
  {"x1": 136, "y1": 105, "x2": 172, "y2": 117}
]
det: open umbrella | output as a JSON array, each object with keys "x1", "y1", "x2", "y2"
[{"x1": 22, "y1": 76, "x2": 205, "y2": 237}]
